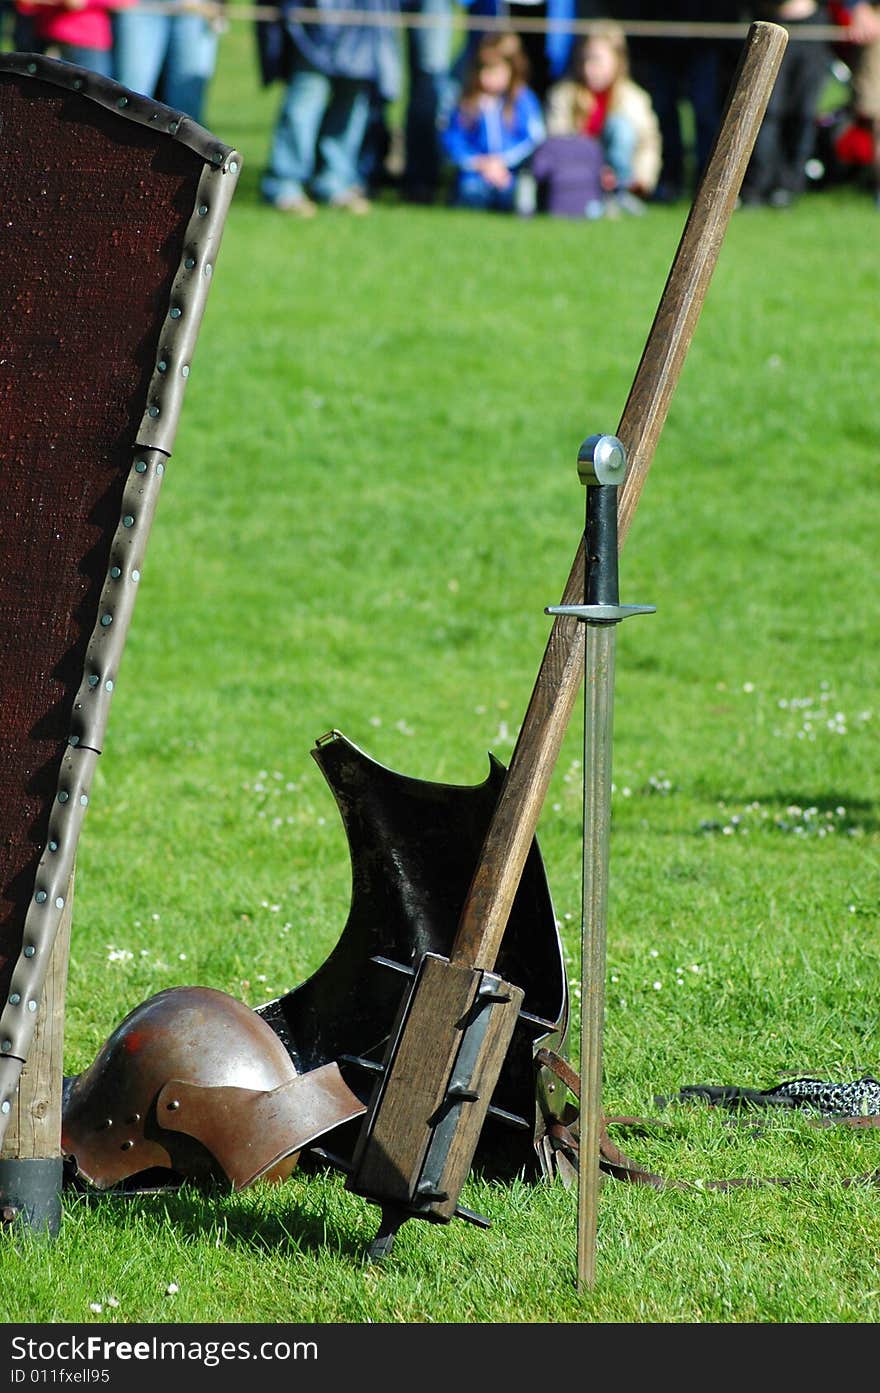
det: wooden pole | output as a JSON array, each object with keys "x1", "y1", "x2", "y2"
[
  {"x1": 450, "y1": 20, "x2": 789, "y2": 977},
  {"x1": 0, "y1": 870, "x2": 73, "y2": 1236}
]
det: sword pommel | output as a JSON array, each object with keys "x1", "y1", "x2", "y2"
[{"x1": 577, "y1": 433, "x2": 627, "y2": 488}]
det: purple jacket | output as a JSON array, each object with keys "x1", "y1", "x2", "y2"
[{"x1": 531, "y1": 135, "x2": 605, "y2": 218}]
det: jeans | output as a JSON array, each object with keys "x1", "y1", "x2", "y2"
[
  {"x1": 261, "y1": 60, "x2": 372, "y2": 205},
  {"x1": 639, "y1": 40, "x2": 721, "y2": 197},
  {"x1": 452, "y1": 168, "x2": 516, "y2": 211},
  {"x1": 113, "y1": 10, "x2": 218, "y2": 123},
  {"x1": 401, "y1": 0, "x2": 454, "y2": 196}
]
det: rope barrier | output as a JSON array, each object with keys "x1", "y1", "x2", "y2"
[
  {"x1": 9, "y1": 1, "x2": 861, "y2": 43},
  {"x1": 245, "y1": 8, "x2": 856, "y2": 41}
]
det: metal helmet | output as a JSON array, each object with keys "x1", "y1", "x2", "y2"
[{"x1": 61, "y1": 985, "x2": 365, "y2": 1192}]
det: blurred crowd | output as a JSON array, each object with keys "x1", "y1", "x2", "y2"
[
  {"x1": 2, "y1": 0, "x2": 879, "y2": 215},
  {"x1": 0, "y1": 0, "x2": 221, "y2": 115}
]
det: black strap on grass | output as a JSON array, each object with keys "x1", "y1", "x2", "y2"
[{"x1": 536, "y1": 1049, "x2": 880, "y2": 1192}]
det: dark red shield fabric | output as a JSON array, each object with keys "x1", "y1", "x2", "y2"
[{"x1": 0, "y1": 72, "x2": 203, "y2": 998}]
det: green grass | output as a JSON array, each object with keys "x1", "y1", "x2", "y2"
[{"x1": 3, "y1": 27, "x2": 880, "y2": 1326}]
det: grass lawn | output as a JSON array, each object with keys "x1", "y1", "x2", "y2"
[{"x1": 2, "y1": 22, "x2": 880, "y2": 1331}]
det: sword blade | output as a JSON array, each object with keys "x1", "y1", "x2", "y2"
[{"x1": 577, "y1": 620, "x2": 617, "y2": 1292}]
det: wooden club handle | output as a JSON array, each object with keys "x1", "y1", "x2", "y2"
[{"x1": 451, "y1": 20, "x2": 789, "y2": 973}]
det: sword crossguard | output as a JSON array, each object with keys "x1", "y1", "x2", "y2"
[{"x1": 546, "y1": 602, "x2": 655, "y2": 624}]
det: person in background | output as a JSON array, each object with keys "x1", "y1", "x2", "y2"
[
  {"x1": 540, "y1": 21, "x2": 661, "y2": 214},
  {"x1": 113, "y1": 0, "x2": 223, "y2": 122},
  {"x1": 358, "y1": 0, "x2": 456, "y2": 203},
  {"x1": 530, "y1": 122, "x2": 607, "y2": 215},
  {"x1": 454, "y1": 0, "x2": 578, "y2": 104},
  {"x1": 440, "y1": 29, "x2": 544, "y2": 209},
  {"x1": 400, "y1": 0, "x2": 458, "y2": 200},
  {"x1": 829, "y1": 0, "x2": 880, "y2": 204},
  {"x1": 261, "y1": 0, "x2": 401, "y2": 216},
  {"x1": 494, "y1": 0, "x2": 573, "y2": 100},
  {"x1": 627, "y1": 0, "x2": 735, "y2": 203},
  {"x1": 739, "y1": 0, "x2": 841, "y2": 207},
  {"x1": 14, "y1": 0, "x2": 130, "y2": 76}
]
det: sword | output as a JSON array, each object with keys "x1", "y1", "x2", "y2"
[{"x1": 548, "y1": 434, "x2": 654, "y2": 1291}]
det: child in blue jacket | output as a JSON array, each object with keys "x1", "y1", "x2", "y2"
[{"x1": 441, "y1": 31, "x2": 545, "y2": 211}]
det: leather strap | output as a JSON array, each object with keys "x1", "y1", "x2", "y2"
[{"x1": 536, "y1": 1048, "x2": 880, "y2": 1191}]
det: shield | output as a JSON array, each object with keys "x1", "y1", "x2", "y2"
[{"x1": 0, "y1": 53, "x2": 240, "y2": 1229}]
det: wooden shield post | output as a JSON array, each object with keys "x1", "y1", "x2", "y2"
[
  {"x1": 0, "y1": 883, "x2": 73, "y2": 1231},
  {"x1": 0, "y1": 54, "x2": 240, "y2": 1234}
]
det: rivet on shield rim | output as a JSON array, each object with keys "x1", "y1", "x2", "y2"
[
  {"x1": 100, "y1": 614, "x2": 112, "y2": 626},
  {"x1": 35, "y1": 891, "x2": 47, "y2": 903},
  {"x1": 58, "y1": 791, "x2": 69, "y2": 802},
  {"x1": 23, "y1": 946, "x2": 35, "y2": 958},
  {"x1": 9, "y1": 996, "x2": 20, "y2": 1007},
  {"x1": 0, "y1": 1102, "x2": 9, "y2": 1115}
]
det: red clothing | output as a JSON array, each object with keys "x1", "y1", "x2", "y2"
[
  {"x1": 15, "y1": 0, "x2": 130, "y2": 53},
  {"x1": 582, "y1": 87, "x2": 610, "y2": 138}
]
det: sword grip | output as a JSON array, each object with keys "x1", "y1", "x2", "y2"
[{"x1": 585, "y1": 485, "x2": 620, "y2": 610}]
